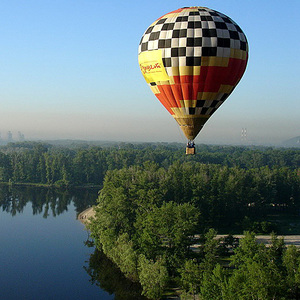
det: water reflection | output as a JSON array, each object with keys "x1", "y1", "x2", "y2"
[
  {"x1": 84, "y1": 247, "x2": 147, "y2": 300},
  {"x1": 0, "y1": 184, "x2": 99, "y2": 217},
  {"x1": 0, "y1": 185, "x2": 146, "y2": 299}
]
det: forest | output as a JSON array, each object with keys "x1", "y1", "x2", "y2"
[
  {"x1": 0, "y1": 141, "x2": 299, "y2": 187},
  {"x1": 1, "y1": 141, "x2": 300, "y2": 299}
]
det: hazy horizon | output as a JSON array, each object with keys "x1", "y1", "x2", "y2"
[{"x1": 0, "y1": 127, "x2": 299, "y2": 147}]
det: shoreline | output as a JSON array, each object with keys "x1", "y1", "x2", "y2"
[
  {"x1": 0, "y1": 181, "x2": 101, "y2": 189},
  {"x1": 77, "y1": 207, "x2": 95, "y2": 225}
]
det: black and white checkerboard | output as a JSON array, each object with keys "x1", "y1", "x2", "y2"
[{"x1": 139, "y1": 7, "x2": 248, "y2": 72}]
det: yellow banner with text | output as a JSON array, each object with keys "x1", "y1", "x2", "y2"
[{"x1": 138, "y1": 50, "x2": 169, "y2": 83}]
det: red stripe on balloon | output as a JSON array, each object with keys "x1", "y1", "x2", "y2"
[{"x1": 153, "y1": 57, "x2": 248, "y2": 114}]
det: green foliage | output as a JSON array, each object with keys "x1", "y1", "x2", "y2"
[
  {"x1": 135, "y1": 202, "x2": 199, "y2": 260},
  {"x1": 200, "y1": 264, "x2": 230, "y2": 300},
  {"x1": 200, "y1": 229, "x2": 220, "y2": 272},
  {"x1": 109, "y1": 233, "x2": 139, "y2": 281},
  {"x1": 283, "y1": 245, "x2": 300, "y2": 298},
  {"x1": 2, "y1": 142, "x2": 300, "y2": 298},
  {"x1": 138, "y1": 255, "x2": 168, "y2": 299},
  {"x1": 268, "y1": 233, "x2": 286, "y2": 265},
  {"x1": 179, "y1": 259, "x2": 201, "y2": 296},
  {"x1": 218, "y1": 234, "x2": 239, "y2": 256},
  {"x1": 228, "y1": 232, "x2": 286, "y2": 299},
  {"x1": 228, "y1": 258, "x2": 283, "y2": 299},
  {"x1": 230, "y1": 231, "x2": 265, "y2": 267}
]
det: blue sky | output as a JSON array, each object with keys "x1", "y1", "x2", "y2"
[{"x1": 0, "y1": 0, "x2": 299, "y2": 145}]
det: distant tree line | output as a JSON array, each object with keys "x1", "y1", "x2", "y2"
[{"x1": 0, "y1": 141, "x2": 299, "y2": 187}]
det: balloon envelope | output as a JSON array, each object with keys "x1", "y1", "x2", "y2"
[{"x1": 138, "y1": 7, "x2": 248, "y2": 140}]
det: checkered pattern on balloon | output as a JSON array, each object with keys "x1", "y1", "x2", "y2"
[{"x1": 138, "y1": 7, "x2": 248, "y2": 141}]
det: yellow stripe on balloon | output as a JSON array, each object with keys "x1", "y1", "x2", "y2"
[{"x1": 138, "y1": 50, "x2": 169, "y2": 83}]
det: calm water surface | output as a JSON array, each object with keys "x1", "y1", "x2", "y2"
[{"x1": 0, "y1": 186, "x2": 116, "y2": 300}]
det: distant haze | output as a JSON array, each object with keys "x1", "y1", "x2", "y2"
[{"x1": 0, "y1": 108, "x2": 298, "y2": 146}]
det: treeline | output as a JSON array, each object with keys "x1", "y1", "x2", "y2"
[
  {"x1": 88, "y1": 162, "x2": 300, "y2": 299},
  {"x1": 90, "y1": 162, "x2": 300, "y2": 233},
  {"x1": 0, "y1": 141, "x2": 299, "y2": 187}
]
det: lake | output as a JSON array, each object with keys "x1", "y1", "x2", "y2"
[{"x1": 0, "y1": 185, "x2": 145, "y2": 300}]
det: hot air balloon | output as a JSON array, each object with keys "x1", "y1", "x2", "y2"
[{"x1": 138, "y1": 7, "x2": 248, "y2": 154}]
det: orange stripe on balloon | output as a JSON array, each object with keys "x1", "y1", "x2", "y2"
[
  {"x1": 156, "y1": 92, "x2": 174, "y2": 115},
  {"x1": 170, "y1": 84, "x2": 184, "y2": 105},
  {"x1": 181, "y1": 83, "x2": 193, "y2": 102},
  {"x1": 160, "y1": 84, "x2": 183, "y2": 109}
]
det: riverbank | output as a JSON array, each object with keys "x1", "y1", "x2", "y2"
[{"x1": 78, "y1": 207, "x2": 95, "y2": 224}]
